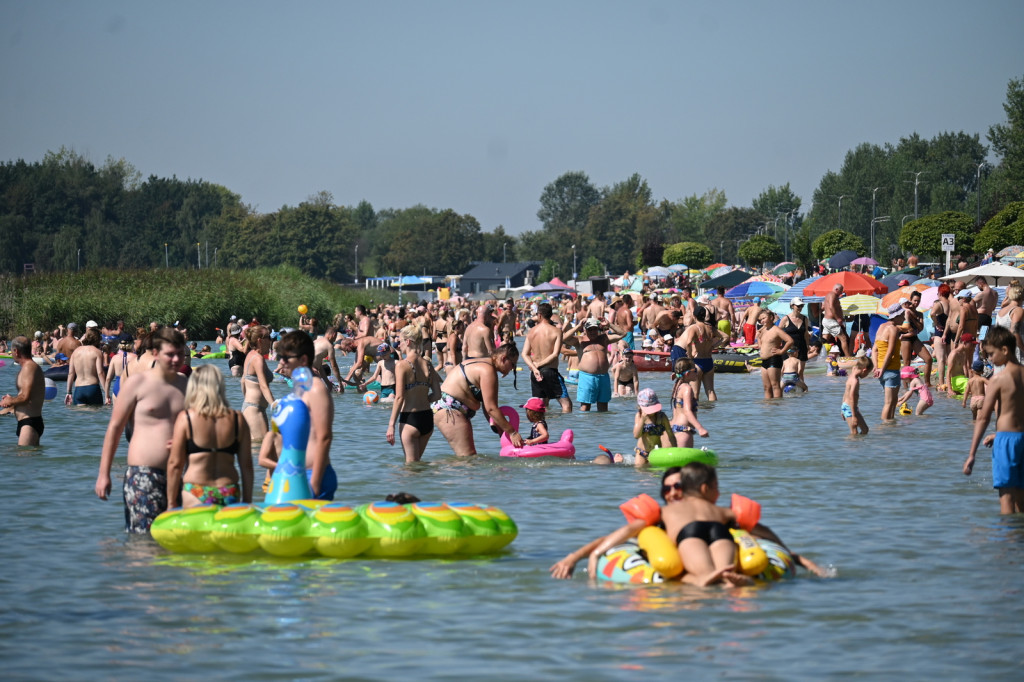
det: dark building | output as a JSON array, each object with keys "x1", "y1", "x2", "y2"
[{"x1": 458, "y1": 261, "x2": 543, "y2": 294}]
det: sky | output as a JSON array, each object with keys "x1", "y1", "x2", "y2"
[{"x1": 2, "y1": 1, "x2": 1022, "y2": 236}]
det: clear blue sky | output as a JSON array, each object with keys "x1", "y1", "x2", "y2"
[{"x1": 2, "y1": 1, "x2": 1022, "y2": 234}]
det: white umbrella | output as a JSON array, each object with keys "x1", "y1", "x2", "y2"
[{"x1": 941, "y1": 262, "x2": 1024, "y2": 285}]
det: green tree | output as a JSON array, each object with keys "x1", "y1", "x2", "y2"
[
  {"x1": 579, "y1": 255, "x2": 605, "y2": 279},
  {"x1": 812, "y1": 229, "x2": 864, "y2": 260},
  {"x1": 704, "y1": 207, "x2": 763, "y2": 264},
  {"x1": 663, "y1": 242, "x2": 713, "y2": 269},
  {"x1": 666, "y1": 188, "x2": 727, "y2": 242},
  {"x1": 738, "y1": 235, "x2": 784, "y2": 269},
  {"x1": 975, "y1": 202, "x2": 1024, "y2": 252},
  {"x1": 536, "y1": 171, "x2": 600, "y2": 272},
  {"x1": 988, "y1": 75, "x2": 1024, "y2": 200},
  {"x1": 538, "y1": 258, "x2": 560, "y2": 283},
  {"x1": 585, "y1": 173, "x2": 663, "y2": 272},
  {"x1": 898, "y1": 211, "x2": 974, "y2": 259}
]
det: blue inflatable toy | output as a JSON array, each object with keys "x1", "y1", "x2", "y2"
[{"x1": 264, "y1": 367, "x2": 314, "y2": 503}]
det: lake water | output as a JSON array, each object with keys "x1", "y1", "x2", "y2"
[{"x1": 1, "y1": 349, "x2": 1021, "y2": 680}]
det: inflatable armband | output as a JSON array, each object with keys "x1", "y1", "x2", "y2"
[
  {"x1": 730, "y1": 528, "x2": 769, "y2": 576},
  {"x1": 619, "y1": 494, "x2": 661, "y2": 526},
  {"x1": 731, "y1": 493, "x2": 761, "y2": 531},
  {"x1": 637, "y1": 526, "x2": 683, "y2": 578}
]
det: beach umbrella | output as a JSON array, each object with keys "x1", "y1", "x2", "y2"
[
  {"x1": 912, "y1": 277, "x2": 942, "y2": 286},
  {"x1": 879, "y1": 272, "x2": 917, "y2": 291},
  {"x1": 703, "y1": 263, "x2": 729, "y2": 272},
  {"x1": 699, "y1": 269, "x2": 752, "y2": 291},
  {"x1": 747, "y1": 274, "x2": 784, "y2": 283},
  {"x1": 772, "y1": 262, "x2": 798, "y2": 275},
  {"x1": 840, "y1": 294, "x2": 883, "y2": 316},
  {"x1": 725, "y1": 281, "x2": 786, "y2": 298},
  {"x1": 941, "y1": 262, "x2": 1024, "y2": 286},
  {"x1": 645, "y1": 266, "x2": 672, "y2": 277},
  {"x1": 667, "y1": 264, "x2": 688, "y2": 272},
  {"x1": 996, "y1": 245, "x2": 1024, "y2": 258},
  {"x1": 803, "y1": 271, "x2": 887, "y2": 296},
  {"x1": 851, "y1": 256, "x2": 878, "y2": 267},
  {"x1": 777, "y1": 274, "x2": 825, "y2": 304},
  {"x1": 880, "y1": 284, "x2": 931, "y2": 309},
  {"x1": 827, "y1": 250, "x2": 859, "y2": 270},
  {"x1": 708, "y1": 266, "x2": 732, "y2": 278}
]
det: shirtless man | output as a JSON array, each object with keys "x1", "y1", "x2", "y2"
[
  {"x1": 94, "y1": 327, "x2": 188, "y2": 532},
  {"x1": 822, "y1": 284, "x2": 851, "y2": 356},
  {"x1": 54, "y1": 322, "x2": 81, "y2": 359},
  {"x1": 522, "y1": 303, "x2": 571, "y2": 412},
  {"x1": 610, "y1": 347, "x2": 639, "y2": 396},
  {"x1": 463, "y1": 304, "x2": 497, "y2": 359},
  {"x1": 611, "y1": 297, "x2": 635, "y2": 350},
  {"x1": 756, "y1": 310, "x2": 794, "y2": 400},
  {"x1": 313, "y1": 326, "x2": 343, "y2": 393},
  {"x1": 710, "y1": 288, "x2": 736, "y2": 342},
  {"x1": 563, "y1": 317, "x2": 624, "y2": 412},
  {"x1": 740, "y1": 298, "x2": 763, "y2": 346},
  {"x1": 586, "y1": 295, "x2": 607, "y2": 323},
  {"x1": 274, "y1": 331, "x2": 336, "y2": 499},
  {"x1": 975, "y1": 276, "x2": 997, "y2": 332},
  {"x1": 681, "y1": 306, "x2": 726, "y2": 401},
  {"x1": 65, "y1": 328, "x2": 106, "y2": 406},
  {"x1": 640, "y1": 295, "x2": 664, "y2": 336},
  {"x1": 679, "y1": 288, "x2": 697, "y2": 326},
  {"x1": 1, "y1": 336, "x2": 45, "y2": 445}
]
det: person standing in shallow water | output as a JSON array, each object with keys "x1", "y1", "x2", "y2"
[{"x1": 1, "y1": 336, "x2": 46, "y2": 446}]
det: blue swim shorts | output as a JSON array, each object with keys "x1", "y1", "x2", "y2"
[
  {"x1": 670, "y1": 345, "x2": 687, "y2": 364},
  {"x1": 577, "y1": 370, "x2": 611, "y2": 405},
  {"x1": 840, "y1": 402, "x2": 854, "y2": 419},
  {"x1": 992, "y1": 432, "x2": 1024, "y2": 489},
  {"x1": 879, "y1": 369, "x2": 900, "y2": 389},
  {"x1": 306, "y1": 464, "x2": 338, "y2": 500}
]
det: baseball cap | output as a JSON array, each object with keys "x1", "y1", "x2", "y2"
[
  {"x1": 637, "y1": 388, "x2": 662, "y2": 414},
  {"x1": 521, "y1": 397, "x2": 546, "y2": 412},
  {"x1": 67, "y1": 322, "x2": 78, "y2": 330},
  {"x1": 971, "y1": 359, "x2": 985, "y2": 372},
  {"x1": 86, "y1": 320, "x2": 98, "y2": 328},
  {"x1": 376, "y1": 343, "x2": 390, "y2": 354},
  {"x1": 790, "y1": 297, "x2": 804, "y2": 307},
  {"x1": 584, "y1": 317, "x2": 601, "y2": 329},
  {"x1": 898, "y1": 279, "x2": 910, "y2": 286},
  {"x1": 34, "y1": 331, "x2": 42, "y2": 338},
  {"x1": 957, "y1": 290, "x2": 974, "y2": 299},
  {"x1": 230, "y1": 315, "x2": 237, "y2": 321}
]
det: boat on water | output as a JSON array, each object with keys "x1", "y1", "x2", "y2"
[{"x1": 631, "y1": 349, "x2": 761, "y2": 374}]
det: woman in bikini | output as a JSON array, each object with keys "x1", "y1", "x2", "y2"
[
  {"x1": 386, "y1": 324, "x2": 442, "y2": 462},
  {"x1": 682, "y1": 306, "x2": 724, "y2": 401},
  {"x1": 431, "y1": 343, "x2": 524, "y2": 457},
  {"x1": 104, "y1": 339, "x2": 137, "y2": 406},
  {"x1": 669, "y1": 358, "x2": 709, "y2": 448},
  {"x1": 167, "y1": 364, "x2": 253, "y2": 508},
  {"x1": 930, "y1": 284, "x2": 952, "y2": 389},
  {"x1": 240, "y1": 325, "x2": 274, "y2": 443}
]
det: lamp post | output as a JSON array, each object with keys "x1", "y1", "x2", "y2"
[
  {"x1": 870, "y1": 216, "x2": 891, "y2": 262},
  {"x1": 976, "y1": 162, "x2": 986, "y2": 226},
  {"x1": 904, "y1": 171, "x2": 926, "y2": 219},
  {"x1": 77, "y1": 249, "x2": 80, "y2": 271},
  {"x1": 196, "y1": 243, "x2": 201, "y2": 269},
  {"x1": 354, "y1": 243, "x2": 359, "y2": 284},
  {"x1": 902, "y1": 214, "x2": 915, "y2": 229},
  {"x1": 503, "y1": 242, "x2": 507, "y2": 263},
  {"x1": 571, "y1": 244, "x2": 576, "y2": 280},
  {"x1": 832, "y1": 194, "x2": 852, "y2": 230},
  {"x1": 164, "y1": 243, "x2": 168, "y2": 268}
]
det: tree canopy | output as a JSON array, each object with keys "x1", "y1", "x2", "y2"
[
  {"x1": 812, "y1": 230, "x2": 864, "y2": 260},
  {"x1": 738, "y1": 235, "x2": 784, "y2": 269},
  {"x1": 898, "y1": 212, "x2": 974, "y2": 259},
  {"x1": 663, "y1": 242, "x2": 713, "y2": 269}
]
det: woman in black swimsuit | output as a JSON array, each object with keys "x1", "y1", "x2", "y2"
[
  {"x1": 778, "y1": 298, "x2": 812, "y2": 381},
  {"x1": 387, "y1": 324, "x2": 442, "y2": 463},
  {"x1": 167, "y1": 365, "x2": 253, "y2": 508}
]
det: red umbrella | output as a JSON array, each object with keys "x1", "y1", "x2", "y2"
[{"x1": 802, "y1": 271, "x2": 888, "y2": 297}]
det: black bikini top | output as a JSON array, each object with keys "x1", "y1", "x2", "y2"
[{"x1": 185, "y1": 412, "x2": 241, "y2": 456}]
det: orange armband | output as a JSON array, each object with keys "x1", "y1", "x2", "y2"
[
  {"x1": 731, "y1": 493, "x2": 761, "y2": 532},
  {"x1": 619, "y1": 494, "x2": 661, "y2": 526}
]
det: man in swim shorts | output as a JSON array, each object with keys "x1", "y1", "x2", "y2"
[
  {"x1": 65, "y1": 327, "x2": 106, "y2": 406},
  {"x1": 95, "y1": 327, "x2": 188, "y2": 532},
  {"x1": 710, "y1": 287, "x2": 735, "y2": 342},
  {"x1": 563, "y1": 316, "x2": 625, "y2": 412},
  {"x1": 522, "y1": 303, "x2": 572, "y2": 412},
  {"x1": 1, "y1": 336, "x2": 46, "y2": 445},
  {"x1": 823, "y1": 284, "x2": 850, "y2": 357}
]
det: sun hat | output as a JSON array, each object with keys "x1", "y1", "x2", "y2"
[
  {"x1": 887, "y1": 302, "x2": 906, "y2": 319},
  {"x1": 900, "y1": 366, "x2": 919, "y2": 379},
  {"x1": 521, "y1": 397, "x2": 546, "y2": 412},
  {"x1": 637, "y1": 388, "x2": 662, "y2": 414},
  {"x1": 642, "y1": 338, "x2": 654, "y2": 348},
  {"x1": 662, "y1": 334, "x2": 673, "y2": 342}
]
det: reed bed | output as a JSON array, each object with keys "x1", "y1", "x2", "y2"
[{"x1": 0, "y1": 266, "x2": 396, "y2": 338}]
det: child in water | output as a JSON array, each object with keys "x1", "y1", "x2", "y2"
[
  {"x1": 946, "y1": 333, "x2": 975, "y2": 397},
  {"x1": 962, "y1": 360, "x2": 989, "y2": 420},
  {"x1": 660, "y1": 462, "x2": 753, "y2": 587},
  {"x1": 781, "y1": 349, "x2": 808, "y2": 392},
  {"x1": 521, "y1": 397, "x2": 549, "y2": 446},
  {"x1": 631, "y1": 388, "x2": 675, "y2": 467},
  {"x1": 896, "y1": 366, "x2": 933, "y2": 415},
  {"x1": 841, "y1": 356, "x2": 873, "y2": 435}
]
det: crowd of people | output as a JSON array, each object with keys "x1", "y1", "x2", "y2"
[{"x1": 2, "y1": 268, "x2": 1023, "y2": 586}]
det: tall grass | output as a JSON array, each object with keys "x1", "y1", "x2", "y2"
[{"x1": 0, "y1": 266, "x2": 397, "y2": 338}]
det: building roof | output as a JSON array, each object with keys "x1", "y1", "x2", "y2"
[{"x1": 460, "y1": 261, "x2": 543, "y2": 280}]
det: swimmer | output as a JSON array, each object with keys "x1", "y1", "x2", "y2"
[
  {"x1": 630, "y1": 388, "x2": 675, "y2": 468},
  {"x1": 65, "y1": 328, "x2": 106, "y2": 406},
  {"x1": 781, "y1": 351, "x2": 808, "y2": 392},
  {"x1": 386, "y1": 324, "x2": 441, "y2": 463},
  {"x1": 610, "y1": 348, "x2": 639, "y2": 397},
  {"x1": 360, "y1": 343, "x2": 398, "y2": 402}
]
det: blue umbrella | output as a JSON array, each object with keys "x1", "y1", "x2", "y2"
[
  {"x1": 827, "y1": 250, "x2": 858, "y2": 270},
  {"x1": 725, "y1": 281, "x2": 784, "y2": 298},
  {"x1": 777, "y1": 274, "x2": 825, "y2": 304}
]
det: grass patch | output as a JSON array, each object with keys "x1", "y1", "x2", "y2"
[{"x1": 0, "y1": 266, "x2": 398, "y2": 338}]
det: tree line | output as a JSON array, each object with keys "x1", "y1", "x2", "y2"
[{"x1": 2, "y1": 76, "x2": 1021, "y2": 280}]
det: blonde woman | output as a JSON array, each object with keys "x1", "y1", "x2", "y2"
[
  {"x1": 240, "y1": 325, "x2": 274, "y2": 443},
  {"x1": 167, "y1": 364, "x2": 253, "y2": 508},
  {"x1": 386, "y1": 324, "x2": 442, "y2": 462},
  {"x1": 993, "y1": 283, "x2": 1024, "y2": 362}
]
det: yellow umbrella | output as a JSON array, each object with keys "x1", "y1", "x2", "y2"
[{"x1": 840, "y1": 294, "x2": 882, "y2": 316}]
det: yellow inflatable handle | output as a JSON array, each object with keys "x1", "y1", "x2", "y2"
[
  {"x1": 730, "y1": 528, "x2": 769, "y2": 576},
  {"x1": 638, "y1": 526, "x2": 683, "y2": 578}
]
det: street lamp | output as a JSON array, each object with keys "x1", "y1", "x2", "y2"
[
  {"x1": 196, "y1": 243, "x2": 201, "y2": 269},
  {"x1": 870, "y1": 216, "x2": 891, "y2": 262},
  {"x1": 904, "y1": 171, "x2": 926, "y2": 219},
  {"x1": 164, "y1": 243, "x2": 168, "y2": 268},
  {"x1": 902, "y1": 214, "x2": 915, "y2": 229},
  {"x1": 354, "y1": 243, "x2": 359, "y2": 284},
  {"x1": 503, "y1": 242, "x2": 507, "y2": 263},
  {"x1": 77, "y1": 248, "x2": 81, "y2": 271},
  {"x1": 571, "y1": 244, "x2": 576, "y2": 280},
  {"x1": 976, "y1": 162, "x2": 987, "y2": 226},
  {"x1": 832, "y1": 194, "x2": 852, "y2": 230}
]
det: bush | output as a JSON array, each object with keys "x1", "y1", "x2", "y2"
[
  {"x1": 898, "y1": 211, "x2": 974, "y2": 259},
  {"x1": 974, "y1": 202, "x2": 1024, "y2": 253},
  {"x1": 812, "y1": 230, "x2": 864, "y2": 260},
  {"x1": 738, "y1": 235, "x2": 784, "y2": 269},
  {"x1": 663, "y1": 242, "x2": 713, "y2": 269}
]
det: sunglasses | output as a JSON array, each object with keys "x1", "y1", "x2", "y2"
[
  {"x1": 276, "y1": 354, "x2": 299, "y2": 362},
  {"x1": 661, "y1": 481, "x2": 683, "y2": 496}
]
